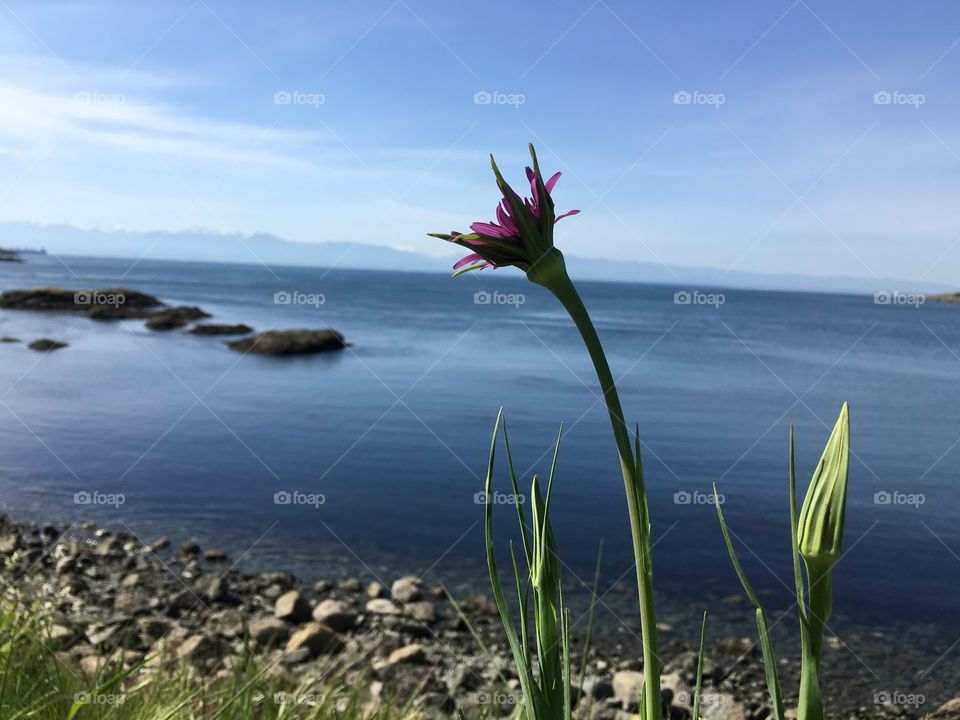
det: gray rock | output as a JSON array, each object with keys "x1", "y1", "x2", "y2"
[
  {"x1": 391, "y1": 576, "x2": 423, "y2": 603},
  {"x1": 286, "y1": 622, "x2": 343, "y2": 657},
  {"x1": 249, "y1": 618, "x2": 290, "y2": 649},
  {"x1": 582, "y1": 675, "x2": 614, "y2": 700},
  {"x1": 928, "y1": 698, "x2": 960, "y2": 719},
  {"x1": 227, "y1": 329, "x2": 346, "y2": 356},
  {"x1": 312, "y1": 599, "x2": 358, "y2": 632},
  {"x1": 194, "y1": 574, "x2": 229, "y2": 604},
  {"x1": 274, "y1": 591, "x2": 311, "y2": 623},
  {"x1": 176, "y1": 633, "x2": 223, "y2": 670},
  {"x1": 366, "y1": 581, "x2": 387, "y2": 599},
  {"x1": 386, "y1": 643, "x2": 427, "y2": 665},
  {"x1": 366, "y1": 598, "x2": 401, "y2": 616},
  {"x1": 404, "y1": 601, "x2": 436, "y2": 624},
  {"x1": 613, "y1": 670, "x2": 645, "y2": 710}
]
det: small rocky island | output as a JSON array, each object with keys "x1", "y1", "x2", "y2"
[
  {"x1": 0, "y1": 287, "x2": 346, "y2": 356},
  {"x1": 228, "y1": 329, "x2": 346, "y2": 355},
  {"x1": 0, "y1": 248, "x2": 23, "y2": 262},
  {"x1": 929, "y1": 293, "x2": 960, "y2": 304}
]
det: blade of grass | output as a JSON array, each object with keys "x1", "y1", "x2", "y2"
[
  {"x1": 713, "y1": 483, "x2": 786, "y2": 720},
  {"x1": 692, "y1": 611, "x2": 708, "y2": 720}
]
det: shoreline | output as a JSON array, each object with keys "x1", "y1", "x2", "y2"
[{"x1": 1, "y1": 513, "x2": 948, "y2": 719}]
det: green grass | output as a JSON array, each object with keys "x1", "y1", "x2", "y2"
[{"x1": 0, "y1": 598, "x2": 432, "y2": 720}]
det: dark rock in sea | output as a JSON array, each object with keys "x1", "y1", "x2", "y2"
[
  {"x1": 28, "y1": 339, "x2": 67, "y2": 351},
  {"x1": 929, "y1": 293, "x2": 960, "y2": 304},
  {"x1": 190, "y1": 323, "x2": 253, "y2": 336},
  {"x1": 0, "y1": 337, "x2": 20, "y2": 343},
  {"x1": 0, "y1": 288, "x2": 163, "y2": 315},
  {"x1": 144, "y1": 306, "x2": 211, "y2": 331},
  {"x1": 0, "y1": 249, "x2": 22, "y2": 262},
  {"x1": 227, "y1": 329, "x2": 346, "y2": 355}
]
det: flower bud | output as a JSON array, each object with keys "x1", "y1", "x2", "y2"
[{"x1": 797, "y1": 402, "x2": 850, "y2": 565}]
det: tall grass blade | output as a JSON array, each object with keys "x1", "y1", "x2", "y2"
[{"x1": 713, "y1": 483, "x2": 786, "y2": 720}]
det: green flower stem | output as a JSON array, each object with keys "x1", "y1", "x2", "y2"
[
  {"x1": 529, "y1": 250, "x2": 661, "y2": 720},
  {"x1": 798, "y1": 560, "x2": 831, "y2": 720}
]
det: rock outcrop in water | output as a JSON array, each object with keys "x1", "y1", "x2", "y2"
[
  {"x1": 929, "y1": 293, "x2": 960, "y2": 304},
  {"x1": 227, "y1": 329, "x2": 346, "y2": 355},
  {"x1": 144, "y1": 306, "x2": 211, "y2": 331},
  {"x1": 27, "y1": 339, "x2": 68, "y2": 351},
  {"x1": 189, "y1": 323, "x2": 254, "y2": 336},
  {"x1": 0, "y1": 287, "x2": 349, "y2": 357},
  {"x1": 0, "y1": 288, "x2": 164, "y2": 316},
  {"x1": 0, "y1": 248, "x2": 22, "y2": 262}
]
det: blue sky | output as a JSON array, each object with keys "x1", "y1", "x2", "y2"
[{"x1": 1, "y1": 0, "x2": 959, "y2": 283}]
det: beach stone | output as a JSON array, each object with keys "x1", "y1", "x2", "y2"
[
  {"x1": 203, "y1": 548, "x2": 228, "y2": 562},
  {"x1": 391, "y1": 576, "x2": 422, "y2": 603},
  {"x1": 387, "y1": 644, "x2": 427, "y2": 665},
  {"x1": 929, "y1": 698, "x2": 960, "y2": 719},
  {"x1": 79, "y1": 655, "x2": 101, "y2": 679},
  {"x1": 699, "y1": 693, "x2": 746, "y2": 719},
  {"x1": 366, "y1": 581, "x2": 387, "y2": 599},
  {"x1": 285, "y1": 622, "x2": 342, "y2": 657},
  {"x1": 404, "y1": 601, "x2": 436, "y2": 624},
  {"x1": 146, "y1": 536, "x2": 170, "y2": 553},
  {"x1": 49, "y1": 624, "x2": 74, "y2": 645},
  {"x1": 179, "y1": 540, "x2": 201, "y2": 557},
  {"x1": 274, "y1": 590, "x2": 311, "y2": 623},
  {"x1": 613, "y1": 671, "x2": 645, "y2": 710},
  {"x1": 339, "y1": 578, "x2": 362, "y2": 593},
  {"x1": 249, "y1": 618, "x2": 290, "y2": 648},
  {"x1": 194, "y1": 574, "x2": 229, "y2": 604},
  {"x1": 176, "y1": 633, "x2": 222, "y2": 669},
  {"x1": 582, "y1": 675, "x2": 614, "y2": 700},
  {"x1": 0, "y1": 534, "x2": 20, "y2": 554},
  {"x1": 366, "y1": 598, "x2": 401, "y2": 616},
  {"x1": 312, "y1": 599, "x2": 357, "y2": 632}
]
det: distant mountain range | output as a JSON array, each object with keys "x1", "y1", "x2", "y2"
[{"x1": 0, "y1": 222, "x2": 951, "y2": 295}]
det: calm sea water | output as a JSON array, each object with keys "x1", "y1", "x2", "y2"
[{"x1": 1, "y1": 254, "x2": 958, "y2": 702}]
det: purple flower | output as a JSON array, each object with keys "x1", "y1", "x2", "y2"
[{"x1": 429, "y1": 145, "x2": 579, "y2": 276}]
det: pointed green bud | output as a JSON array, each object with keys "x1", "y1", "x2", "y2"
[{"x1": 797, "y1": 402, "x2": 850, "y2": 566}]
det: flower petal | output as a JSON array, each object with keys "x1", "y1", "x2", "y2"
[
  {"x1": 555, "y1": 209, "x2": 579, "y2": 222},
  {"x1": 453, "y1": 253, "x2": 485, "y2": 270},
  {"x1": 544, "y1": 171, "x2": 561, "y2": 194}
]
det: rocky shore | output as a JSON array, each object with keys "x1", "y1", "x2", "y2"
[
  {"x1": 2, "y1": 514, "x2": 953, "y2": 719},
  {"x1": 0, "y1": 287, "x2": 346, "y2": 356}
]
